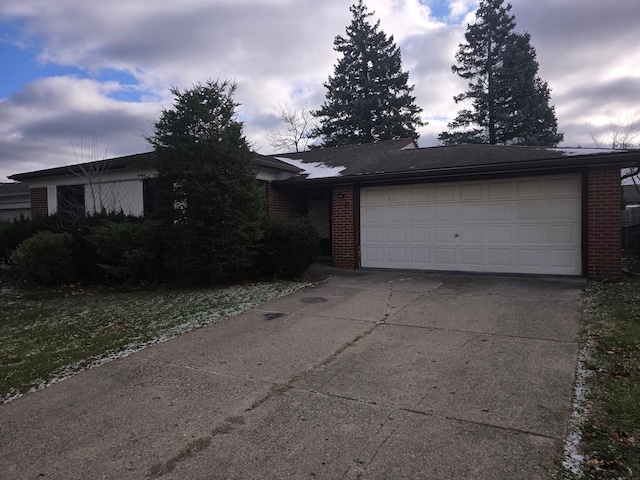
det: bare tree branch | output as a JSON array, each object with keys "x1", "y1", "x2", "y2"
[{"x1": 267, "y1": 102, "x2": 318, "y2": 153}]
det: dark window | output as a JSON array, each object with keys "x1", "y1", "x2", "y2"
[
  {"x1": 57, "y1": 185, "x2": 85, "y2": 217},
  {"x1": 143, "y1": 177, "x2": 160, "y2": 218}
]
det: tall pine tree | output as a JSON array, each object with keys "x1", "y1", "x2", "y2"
[
  {"x1": 439, "y1": 0, "x2": 563, "y2": 146},
  {"x1": 314, "y1": 0, "x2": 424, "y2": 147},
  {"x1": 146, "y1": 80, "x2": 263, "y2": 283}
]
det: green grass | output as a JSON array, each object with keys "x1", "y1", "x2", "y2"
[
  {"x1": 557, "y1": 278, "x2": 640, "y2": 479},
  {"x1": 0, "y1": 280, "x2": 308, "y2": 403}
]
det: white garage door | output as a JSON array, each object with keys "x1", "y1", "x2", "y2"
[{"x1": 360, "y1": 174, "x2": 582, "y2": 275}]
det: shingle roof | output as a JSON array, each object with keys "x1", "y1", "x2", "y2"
[{"x1": 275, "y1": 140, "x2": 640, "y2": 184}]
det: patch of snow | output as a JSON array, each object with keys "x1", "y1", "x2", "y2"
[
  {"x1": 562, "y1": 346, "x2": 590, "y2": 475},
  {"x1": 1, "y1": 280, "x2": 310, "y2": 404},
  {"x1": 550, "y1": 148, "x2": 625, "y2": 156},
  {"x1": 275, "y1": 157, "x2": 346, "y2": 179}
]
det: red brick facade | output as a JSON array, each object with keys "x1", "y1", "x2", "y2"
[
  {"x1": 331, "y1": 184, "x2": 357, "y2": 269},
  {"x1": 265, "y1": 184, "x2": 306, "y2": 218},
  {"x1": 587, "y1": 166, "x2": 622, "y2": 280},
  {"x1": 30, "y1": 187, "x2": 48, "y2": 217}
]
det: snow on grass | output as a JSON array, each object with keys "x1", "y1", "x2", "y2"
[{"x1": 0, "y1": 280, "x2": 309, "y2": 404}]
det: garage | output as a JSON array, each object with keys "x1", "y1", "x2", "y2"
[{"x1": 360, "y1": 174, "x2": 582, "y2": 275}]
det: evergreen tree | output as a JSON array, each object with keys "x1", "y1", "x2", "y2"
[
  {"x1": 439, "y1": 0, "x2": 563, "y2": 146},
  {"x1": 146, "y1": 80, "x2": 263, "y2": 283},
  {"x1": 314, "y1": 0, "x2": 424, "y2": 147}
]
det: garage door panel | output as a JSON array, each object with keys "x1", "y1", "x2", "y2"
[
  {"x1": 363, "y1": 247, "x2": 384, "y2": 263},
  {"x1": 487, "y1": 249, "x2": 512, "y2": 266},
  {"x1": 457, "y1": 204, "x2": 482, "y2": 221},
  {"x1": 434, "y1": 205, "x2": 455, "y2": 222},
  {"x1": 516, "y1": 250, "x2": 543, "y2": 267},
  {"x1": 362, "y1": 227, "x2": 384, "y2": 243},
  {"x1": 459, "y1": 226, "x2": 482, "y2": 243},
  {"x1": 434, "y1": 226, "x2": 455, "y2": 243},
  {"x1": 410, "y1": 248, "x2": 430, "y2": 263},
  {"x1": 516, "y1": 225, "x2": 543, "y2": 244},
  {"x1": 360, "y1": 174, "x2": 582, "y2": 275},
  {"x1": 362, "y1": 189, "x2": 384, "y2": 205},
  {"x1": 460, "y1": 183, "x2": 483, "y2": 200},
  {"x1": 548, "y1": 249, "x2": 579, "y2": 268},
  {"x1": 515, "y1": 203, "x2": 542, "y2": 221},
  {"x1": 487, "y1": 226, "x2": 511, "y2": 243},
  {"x1": 460, "y1": 249, "x2": 483, "y2": 266},
  {"x1": 487, "y1": 181, "x2": 512, "y2": 199},
  {"x1": 410, "y1": 227, "x2": 429, "y2": 243},
  {"x1": 387, "y1": 206, "x2": 405, "y2": 223},
  {"x1": 363, "y1": 207, "x2": 385, "y2": 224},
  {"x1": 409, "y1": 186, "x2": 430, "y2": 203},
  {"x1": 434, "y1": 185, "x2": 456, "y2": 202},
  {"x1": 488, "y1": 204, "x2": 511, "y2": 221},
  {"x1": 409, "y1": 205, "x2": 429, "y2": 222},
  {"x1": 387, "y1": 227, "x2": 406, "y2": 243},
  {"x1": 435, "y1": 248, "x2": 456, "y2": 265},
  {"x1": 387, "y1": 248, "x2": 406, "y2": 264},
  {"x1": 547, "y1": 225, "x2": 577, "y2": 243},
  {"x1": 516, "y1": 179, "x2": 543, "y2": 197},
  {"x1": 548, "y1": 176, "x2": 580, "y2": 196},
  {"x1": 547, "y1": 200, "x2": 578, "y2": 220}
]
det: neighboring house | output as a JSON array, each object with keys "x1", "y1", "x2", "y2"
[
  {"x1": 273, "y1": 139, "x2": 640, "y2": 281},
  {"x1": 0, "y1": 182, "x2": 31, "y2": 221},
  {"x1": 9, "y1": 140, "x2": 638, "y2": 280},
  {"x1": 8, "y1": 152, "x2": 301, "y2": 218}
]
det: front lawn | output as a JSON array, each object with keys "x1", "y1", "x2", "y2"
[
  {"x1": 0, "y1": 280, "x2": 308, "y2": 403},
  {"x1": 557, "y1": 278, "x2": 640, "y2": 479}
]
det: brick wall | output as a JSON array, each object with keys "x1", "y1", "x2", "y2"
[
  {"x1": 587, "y1": 166, "x2": 622, "y2": 280},
  {"x1": 332, "y1": 184, "x2": 357, "y2": 269},
  {"x1": 265, "y1": 184, "x2": 306, "y2": 218},
  {"x1": 30, "y1": 187, "x2": 48, "y2": 217}
]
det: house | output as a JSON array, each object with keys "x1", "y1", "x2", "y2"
[
  {"x1": 9, "y1": 140, "x2": 638, "y2": 280},
  {"x1": 8, "y1": 152, "x2": 301, "y2": 218},
  {"x1": 0, "y1": 182, "x2": 31, "y2": 221},
  {"x1": 271, "y1": 140, "x2": 640, "y2": 281}
]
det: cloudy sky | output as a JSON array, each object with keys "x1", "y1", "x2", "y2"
[{"x1": 1, "y1": 0, "x2": 639, "y2": 182}]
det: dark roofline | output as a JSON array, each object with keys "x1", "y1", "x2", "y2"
[
  {"x1": 9, "y1": 152, "x2": 155, "y2": 182},
  {"x1": 254, "y1": 153, "x2": 303, "y2": 173},
  {"x1": 9, "y1": 151, "x2": 301, "y2": 182}
]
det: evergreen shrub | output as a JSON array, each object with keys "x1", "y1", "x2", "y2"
[
  {"x1": 88, "y1": 220, "x2": 161, "y2": 284},
  {"x1": 258, "y1": 217, "x2": 320, "y2": 279},
  {"x1": 13, "y1": 231, "x2": 78, "y2": 285}
]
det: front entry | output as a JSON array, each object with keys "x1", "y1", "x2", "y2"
[{"x1": 307, "y1": 190, "x2": 332, "y2": 256}]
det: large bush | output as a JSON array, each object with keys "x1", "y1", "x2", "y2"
[
  {"x1": 0, "y1": 216, "x2": 45, "y2": 264},
  {"x1": 257, "y1": 217, "x2": 320, "y2": 279},
  {"x1": 87, "y1": 220, "x2": 162, "y2": 284},
  {"x1": 13, "y1": 231, "x2": 78, "y2": 286}
]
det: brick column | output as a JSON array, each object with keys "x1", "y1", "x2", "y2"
[
  {"x1": 587, "y1": 166, "x2": 622, "y2": 280},
  {"x1": 30, "y1": 187, "x2": 48, "y2": 217},
  {"x1": 332, "y1": 184, "x2": 357, "y2": 269}
]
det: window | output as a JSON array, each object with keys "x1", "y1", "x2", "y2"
[{"x1": 57, "y1": 185, "x2": 85, "y2": 217}]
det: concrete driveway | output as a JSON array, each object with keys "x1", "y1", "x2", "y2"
[{"x1": 0, "y1": 266, "x2": 584, "y2": 479}]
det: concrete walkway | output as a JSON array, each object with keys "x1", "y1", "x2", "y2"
[{"x1": 1, "y1": 266, "x2": 585, "y2": 479}]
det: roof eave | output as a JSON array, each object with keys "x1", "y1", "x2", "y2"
[{"x1": 274, "y1": 155, "x2": 634, "y2": 187}]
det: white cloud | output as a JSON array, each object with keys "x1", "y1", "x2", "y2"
[{"x1": 1, "y1": 0, "x2": 640, "y2": 181}]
